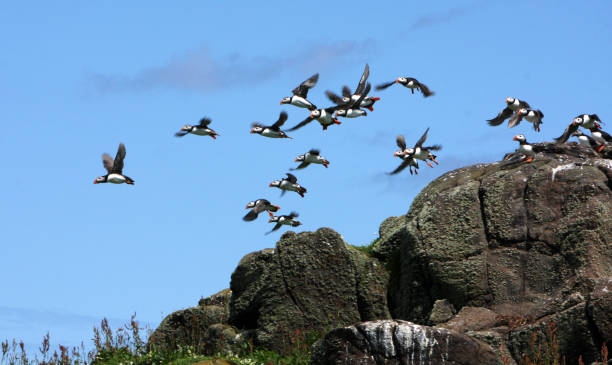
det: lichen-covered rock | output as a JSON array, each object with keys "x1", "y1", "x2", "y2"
[
  {"x1": 199, "y1": 288, "x2": 232, "y2": 311},
  {"x1": 428, "y1": 299, "x2": 456, "y2": 325},
  {"x1": 311, "y1": 320, "x2": 499, "y2": 365},
  {"x1": 148, "y1": 305, "x2": 228, "y2": 352},
  {"x1": 202, "y1": 324, "x2": 249, "y2": 356},
  {"x1": 439, "y1": 307, "x2": 499, "y2": 333},
  {"x1": 228, "y1": 228, "x2": 391, "y2": 354}
]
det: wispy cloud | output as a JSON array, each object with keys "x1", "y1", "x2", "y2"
[
  {"x1": 85, "y1": 40, "x2": 376, "y2": 94},
  {"x1": 410, "y1": 4, "x2": 479, "y2": 30}
]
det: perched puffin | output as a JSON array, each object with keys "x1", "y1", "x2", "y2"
[
  {"x1": 292, "y1": 149, "x2": 329, "y2": 170},
  {"x1": 487, "y1": 97, "x2": 531, "y2": 127},
  {"x1": 269, "y1": 173, "x2": 307, "y2": 197},
  {"x1": 251, "y1": 111, "x2": 291, "y2": 139},
  {"x1": 571, "y1": 130, "x2": 602, "y2": 152},
  {"x1": 335, "y1": 83, "x2": 371, "y2": 119},
  {"x1": 512, "y1": 134, "x2": 535, "y2": 162},
  {"x1": 280, "y1": 73, "x2": 319, "y2": 110},
  {"x1": 508, "y1": 108, "x2": 544, "y2": 132},
  {"x1": 285, "y1": 106, "x2": 342, "y2": 131},
  {"x1": 243, "y1": 199, "x2": 280, "y2": 222},
  {"x1": 93, "y1": 143, "x2": 135, "y2": 185},
  {"x1": 554, "y1": 114, "x2": 603, "y2": 143},
  {"x1": 325, "y1": 64, "x2": 380, "y2": 111},
  {"x1": 376, "y1": 77, "x2": 434, "y2": 97},
  {"x1": 399, "y1": 128, "x2": 442, "y2": 168},
  {"x1": 266, "y1": 212, "x2": 302, "y2": 235},
  {"x1": 587, "y1": 126, "x2": 612, "y2": 152},
  {"x1": 175, "y1": 117, "x2": 219, "y2": 139}
]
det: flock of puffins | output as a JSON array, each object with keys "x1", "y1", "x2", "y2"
[{"x1": 93, "y1": 64, "x2": 611, "y2": 234}]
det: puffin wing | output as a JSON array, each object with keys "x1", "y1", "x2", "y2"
[
  {"x1": 326, "y1": 90, "x2": 347, "y2": 105},
  {"x1": 286, "y1": 116, "x2": 314, "y2": 132},
  {"x1": 342, "y1": 86, "x2": 352, "y2": 98},
  {"x1": 285, "y1": 173, "x2": 298, "y2": 184},
  {"x1": 102, "y1": 153, "x2": 114, "y2": 173},
  {"x1": 388, "y1": 158, "x2": 411, "y2": 175},
  {"x1": 350, "y1": 82, "x2": 370, "y2": 108},
  {"x1": 289, "y1": 211, "x2": 299, "y2": 219},
  {"x1": 417, "y1": 81, "x2": 434, "y2": 97},
  {"x1": 291, "y1": 162, "x2": 310, "y2": 170},
  {"x1": 599, "y1": 129, "x2": 612, "y2": 142},
  {"x1": 174, "y1": 131, "x2": 189, "y2": 137},
  {"x1": 198, "y1": 117, "x2": 212, "y2": 127},
  {"x1": 308, "y1": 149, "x2": 320, "y2": 156},
  {"x1": 487, "y1": 107, "x2": 513, "y2": 126},
  {"x1": 414, "y1": 128, "x2": 430, "y2": 149},
  {"x1": 111, "y1": 143, "x2": 126, "y2": 174},
  {"x1": 554, "y1": 123, "x2": 578, "y2": 143},
  {"x1": 519, "y1": 100, "x2": 531, "y2": 109},
  {"x1": 292, "y1": 73, "x2": 319, "y2": 98},
  {"x1": 243, "y1": 209, "x2": 259, "y2": 222},
  {"x1": 507, "y1": 113, "x2": 523, "y2": 128},
  {"x1": 396, "y1": 135, "x2": 407, "y2": 150},
  {"x1": 265, "y1": 222, "x2": 283, "y2": 235},
  {"x1": 376, "y1": 81, "x2": 396, "y2": 91},
  {"x1": 423, "y1": 144, "x2": 442, "y2": 151},
  {"x1": 354, "y1": 63, "x2": 370, "y2": 95},
  {"x1": 272, "y1": 111, "x2": 288, "y2": 129}
]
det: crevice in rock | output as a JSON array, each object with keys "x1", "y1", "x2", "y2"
[
  {"x1": 477, "y1": 180, "x2": 493, "y2": 247},
  {"x1": 585, "y1": 298, "x2": 605, "y2": 352},
  {"x1": 595, "y1": 165, "x2": 612, "y2": 191},
  {"x1": 275, "y1": 245, "x2": 306, "y2": 316}
]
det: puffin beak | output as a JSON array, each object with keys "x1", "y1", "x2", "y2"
[
  {"x1": 295, "y1": 158, "x2": 299, "y2": 162},
  {"x1": 269, "y1": 183, "x2": 274, "y2": 187},
  {"x1": 274, "y1": 206, "x2": 280, "y2": 210},
  {"x1": 268, "y1": 218, "x2": 274, "y2": 223},
  {"x1": 512, "y1": 136, "x2": 518, "y2": 141},
  {"x1": 279, "y1": 100, "x2": 283, "y2": 105},
  {"x1": 245, "y1": 204, "x2": 250, "y2": 209},
  {"x1": 93, "y1": 179, "x2": 98, "y2": 184},
  {"x1": 250, "y1": 129, "x2": 255, "y2": 134},
  {"x1": 395, "y1": 78, "x2": 400, "y2": 83}
]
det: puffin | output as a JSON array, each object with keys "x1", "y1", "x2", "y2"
[
  {"x1": 508, "y1": 108, "x2": 544, "y2": 132},
  {"x1": 389, "y1": 134, "x2": 420, "y2": 175},
  {"x1": 486, "y1": 97, "x2": 531, "y2": 127},
  {"x1": 512, "y1": 134, "x2": 535, "y2": 162},
  {"x1": 175, "y1": 117, "x2": 219, "y2": 139},
  {"x1": 335, "y1": 83, "x2": 371, "y2": 119},
  {"x1": 269, "y1": 173, "x2": 307, "y2": 197},
  {"x1": 292, "y1": 149, "x2": 330, "y2": 170},
  {"x1": 251, "y1": 111, "x2": 292, "y2": 139},
  {"x1": 325, "y1": 64, "x2": 380, "y2": 111},
  {"x1": 285, "y1": 106, "x2": 342, "y2": 131},
  {"x1": 554, "y1": 114, "x2": 603, "y2": 143},
  {"x1": 587, "y1": 127, "x2": 612, "y2": 152},
  {"x1": 571, "y1": 130, "x2": 602, "y2": 152},
  {"x1": 280, "y1": 73, "x2": 319, "y2": 110},
  {"x1": 376, "y1": 76, "x2": 434, "y2": 97},
  {"x1": 400, "y1": 128, "x2": 442, "y2": 168},
  {"x1": 93, "y1": 143, "x2": 135, "y2": 185},
  {"x1": 266, "y1": 212, "x2": 302, "y2": 235},
  {"x1": 243, "y1": 199, "x2": 280, "y2": 222}
]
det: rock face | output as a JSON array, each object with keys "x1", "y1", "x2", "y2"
[
  {"x1": 229, "y1": 228, "x2": 391, "y2": 354},
  {"x1": 311, "y1": 320, "x2": 499, "y2": 365},
  {"x1": 373, "y1": 142, "x2": 612, "y2": 363}
]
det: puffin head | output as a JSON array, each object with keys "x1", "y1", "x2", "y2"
[
  {"x1": 268, "y1": 216, "x2": 279, "y2": 223},
  {"x1": 93, "y1": 176, "x2": 106, "y2": 184},
  {"x1": 513, "y1": 134, "x2": 526, "y2": 142},
  {"x1": 250, "y1": 125, "x2": 263, "y2": 134},
  {"x1": 245, "y1": 201, "x2": 256, "y2": 209},
  {"x1": 310, "y1": 109, "x2": 321, "y2": 118},
  {"x1": 518, "y1": 108, "x2": 528, "y2": 116},
  {"x1": 295, "y1": 155, "x2": 305, "y2": 162},
  {"x1": 572, "y1": 116, "x2": 583, "y2": 126},
  {"x1": 280, "y1": 97, "x2": 291, "y2": 105},
  {"x1": 180, "y1": 124, "x2": 192, "y2": 132},
  {"x1": 269, "y1": 180, "x2": 281, "y2": 188},
  {"x1": 396, "y1": 77, "x2": 407, "y2": 84},
  {"x1": 506, "y1": 97, "x2": 515, "y2": 105},
  {"x1": 393, "y1": 150, "x2": 404, "y2": 158},
  {"x1": 342, "y1": 96, "x2": 351, "y2": 104},
  {"x1": 335, "y1": 109, "x2": 347, "y2": 117}
]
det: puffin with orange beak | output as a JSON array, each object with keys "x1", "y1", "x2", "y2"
[
  {"x1": 375, "y1": 76, "x2": 434, "y2": 97},
  {"x1": 554, "y1": 114, "x2": 603, "y2": 143},
  {"x1": 243, "y1": 199, "x2": 280, "y2": 222},
  {"x1": 285, "y1": 106, "x2": 342, "y2": 131},
  {"x1": 266, "y1": 212, "x2": 301, "y2": 235},
  {"x1": 175, "y1": 117, "x2": 219, "y2": 139},
  {"x1": 487, "y1": 97, "x2": 531, "y2": 127},
  {"x1": 280, "y1": 73, "x2": 319, "y2": 110},
  {"x1": 512, "y1": 134, "x2": 535, "y2": 162},
  {"x1": 291, "y1": 149, "x2": 329, "y2": 170},
  {"x1": 93, "y1": 143, "x2": 135, "y2": 185},
  {"x1": 325, "y1": 64, "x2": 380, "y2": 111},
  {"x1": 269, "y1": 173, "x2": 307, "y2": 197},
  {"x1": 250, "y1": 111, "x2": 292, "y2": 139}
]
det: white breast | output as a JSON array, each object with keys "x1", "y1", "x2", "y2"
[
  {"x1": 107, "y1": 173, "x2": 126, "y2": 184},
  {"x1": 280, "y1": 181, "x2": 298, "y2": 191},
  {"x1": 291, "y1": 96, "x2": 312, "y2": 109},
  {"x1": 518, "y1": 144, "x2": 534, "y2": 155},
  {"x1": 191, "y1": 128, "x2": 211, "y2": 136},
  {"x1": 262, "y1": 129, "x2": 283, "y2": 138},
  {"x1": 305, "y1": 154, "x2": 324, "y2": 164},
  {"x1": 346, "y1": 109, "x2": 365, "y2": 118}
]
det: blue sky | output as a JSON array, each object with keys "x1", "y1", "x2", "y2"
[{"x1": 1, "y1": 0, "x2": 611, "y2": 353}]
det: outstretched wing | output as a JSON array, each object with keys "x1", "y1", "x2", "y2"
[
  {"x1": 417, "y1": 81, "x2": 434, "y2": 97},
  {"x1": 354, "y1": 63, "x2": 370, "y2": 95},
  {"x1": 291, "y1": 162, "x2": 310, "y2": 170},
  {"x1": 487, "y1": 107, "x2": 513, "y2": 126},
  {"x1": 388, "y1": 159, "x2": 411, "y2": 175},
  {"x1": 285, "y1": 116, "x2": 314, "y2": 132},
  {"x1": 198, "y1": 117, "x2": 212, "y2": 127},
  {"x1": 423, "y1": 144, "x2": 442, "y2": 151},
  {"x1": 308, "y1": 149, "x2": 320, "y2": 155},
  {"x1": 285, "y1": 173, "x2": 298, "y2": 184},
  {"x1": 507, "y1": 113, "x2": 523, "y2": 128},
  {"x1": 289, "y1": 211, "x2": 299, "y2": 218},
  {"x1": 265, "y1": 222, "x2": 283, "y2": 235},
  {"x1": 554, "y1": 123, "x2": 578, "y2": 143},
  {"x1": 396, "y1": 135, "x2": 407, "y2": 150},
  {"x1": 272, "y1": 111, "x2": 288, "y2": 129},
  {"x1": 351, "y1": 82, "x2": 370, "y2": 108},
  {"x1": 414, "y1": 128, "x2": 430, "y2": 149},
  {"x1": 326, "y1": 91, "x2": 347, "y2": 105},
  {"x1": 243, "y1": 210, "x2": 259, "y2": 222},
  {"x1": 292, "y1": 73, "x2": 319, "y2": 98},
  {"x1": 342, "y1": 86, "x2": 352, "y2": 98},
  {"x1": 376, "y1": 81, "x2": 396, "y2": 90},
  {"x1": 111, "y1": 143, "x2": 126, "y2": 173},
  {"x1": 102, "y1": 153, "x2": 114, "y2": 173}
]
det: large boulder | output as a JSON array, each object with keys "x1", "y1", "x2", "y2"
[
  {"x1": 373, "y1": 142, "x2": 611, "y2": 363},
  {"x1": 310, "y1": 319, "x2": 499, "y2": 365},
  {"x1": 228, "y1": 228, "x2": 391, "y2": 354}
]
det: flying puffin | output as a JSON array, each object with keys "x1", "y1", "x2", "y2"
[
  {"x1": 243, "y1": 199, "x2": 280, "y2": 221},
  {"x1": 400, "y1": 128, "x2": 442, "y2": 168},
  {"x1": 269, "y1": 173, "x2": 307, "y2": 197},
  {"x1": 292, "y1": 149, "x2": 329, "y2": 170},
  {"x1": 266, "y1": 212, "x2": 302, "y2": 235},
  {"x1": 285, "y1": 106, "x2": 342, "y2": 131},
  {"x1": 375, "y1": 76, "x2": 434, "y2": 97},
  {"x1": 554, "y1": 114, "x2": 603, "y2": 143},
  {"x1": 508, "y1": 108, "x2": 544, "y2": 132},
  {"x1": 93, "y1": 143, "x2": 134, "y2": 185},
  {"x1": 335, "y1": 83, "x2": 371, "y2": 119},
  {"x1": 487, "y1": 97, "x2": 531, "y2": 127},
  {"x1": 175, "y1": 117, "x2": 219, "y2": 139},
  {"x1": 512, "y1": 134, "x2": 535, "y2": 162},
  {"x1": 325, "y1": 64, "x2": 380, "y2": 111},
  {"x1": 280, "y1": 73, "x2": 319, "y2": 110},
  {"x1": 251, "y1": 111, "x2": 292, "y2": 139},
  {"x1": 388, "y1": 134, "x2": 419, "y2": 175},
  {"x1": 571, "y1": 130, "x2": 602, "y2": 152}
]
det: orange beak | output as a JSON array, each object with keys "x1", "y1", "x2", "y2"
[
  {"x1": 269, "y1": 183, "x2": 274, "y2": 187},
  {"x1": 93, "y1": 179, "x2": 98, "y2": 184},
  {"x1": 513, "y1": 136, "x2": 518, "y2": 141},
  {"x1": 395, "y1": 78, "x2": 400, "y2": 83},
  {"x1": 250, "y1": 129, "x2": 255, "y2": 133},
  {"x1": 273, "y1": 206, "x2": 280, "y2": 210}
]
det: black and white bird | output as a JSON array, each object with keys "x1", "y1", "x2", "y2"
[
  {"x1": 335, "y1": 83, "x2": 371, "y2": 119},
  {"x1": 587, "y1": 127, "x2": 612, "y2": 152},
  {"x1": 376, "y1": 77, "x2": 434, "y2": 97},
  {"x1": 399, "y1": 128, "x2": 442, "y2": 168},
  {"x1": 512, "y1": 134, "x2": 535, "y2": 162},
  {"x1": 292, "y1": 149, "x2": 329, "y2": 170},
  {"x1": 93, "y1": 143, "x2": 135, "y2": 185},
  {"x1": 175, "y1": 117, "x2": 219, "y2": 139},
  {"x1": 243, "y1": 199, "x2": 280, "y2": 222},
  {"x1": 554, "y1": 114, "x2": 603, "y2": 143},
  {"x1": 325, "y1": 64, "x2": 380, "y2": 112},
  {"x1": 571, "y1": 130, "x2": 601, "y2": 152},
  {"x1": 251, "y1": 111, "x2": 292, "y2": 139},
  {"x1": 389, "y1": 134, "x2": 420, "y2": 175},
  {"x1": 269, "y1": 173, "x2": 307, "y2": 197},
  {"x1": 285, "y1": 106, "x2": 342, "y2": 131},
  {"x1": 508, "y1": 108, "x2": 544, "y2": 132},
  {"x1": 280, "y1": 73, "x2": 319, "y2": 110},
  {"x1": 487, "y1": 97, "x2": 531, "y2": 127},
  {"x1": 266, "y1": 212, "x2": 301, "y2": 235}
]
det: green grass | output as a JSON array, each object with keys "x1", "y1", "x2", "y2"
[{"x1": 350, "y1": 237, "x2": 380, "y2": 257}]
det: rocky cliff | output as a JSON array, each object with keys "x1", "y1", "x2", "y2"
[{"x1": 150, "y1": 142, "x2": 611, "y2": 364}]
